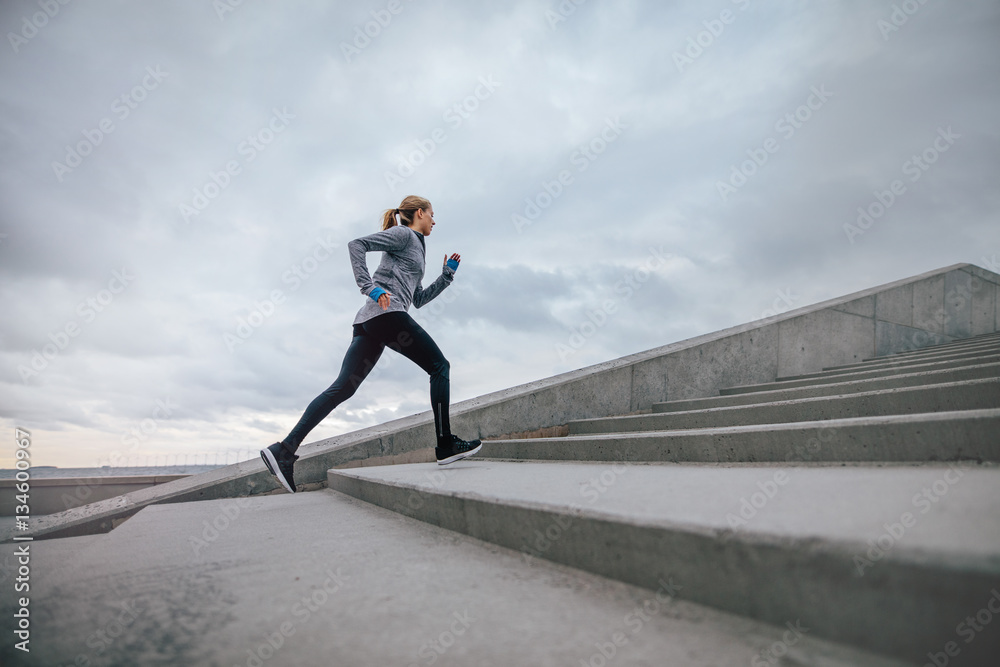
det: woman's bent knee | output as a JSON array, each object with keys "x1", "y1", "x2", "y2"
[{"x1": 431, "y1": 358, "x2": 450, "y2": 379}]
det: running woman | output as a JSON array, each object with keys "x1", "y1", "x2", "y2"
[{"x1": 260, "y1": 195, "x2": 482, "y2": 493}]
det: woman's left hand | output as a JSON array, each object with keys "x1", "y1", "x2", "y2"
[{"x1": 445, "y1": 253, "x2": 461, "y2": 271}]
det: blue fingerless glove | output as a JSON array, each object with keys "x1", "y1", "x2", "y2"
[
  {"x1": 446, "y1": 258, "x2": 460, "y2": 272},
  {"x1": 369, "y1": 287, "x2": 387, "y2": 302}
]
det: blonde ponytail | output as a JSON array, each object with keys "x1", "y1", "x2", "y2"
[
  {"x1": 380, "y1": 208, "x2": 399, "y2": 230},
  {"x1": 381, "y1": 195, "x2": 431, "y2": 230}
]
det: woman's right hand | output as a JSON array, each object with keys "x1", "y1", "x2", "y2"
[{"x1": 369, "y1": 286, "x2": 391, "y2": 310}]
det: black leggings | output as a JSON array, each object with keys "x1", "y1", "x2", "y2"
[{"x1": 281, "y1": 311, "x2": 450, "y2": 453}]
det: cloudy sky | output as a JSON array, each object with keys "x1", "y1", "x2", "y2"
[{"x1": 1, "y1": 0, "x2": 998, "y2": 468}]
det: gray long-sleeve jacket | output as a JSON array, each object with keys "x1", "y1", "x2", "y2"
[{"x1": 348, "y1": 223, "x2": 456, "y2": 325}]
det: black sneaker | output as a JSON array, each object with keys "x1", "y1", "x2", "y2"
[
  {"x1": 261, "y1": 442, "x2": 298, "y2": 493},
  {"x1": 436, "y1": 434, "x2": 482, "y2": 465}
]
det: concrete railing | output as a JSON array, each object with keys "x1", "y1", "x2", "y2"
[
  {"x1": 6, "y1": 262, "x2": 998, "y2": 541},
  {"x1": 0, "y1": 475, "x2": 191, "y2": 516}
]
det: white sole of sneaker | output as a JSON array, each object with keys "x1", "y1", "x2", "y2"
[
  {"x1": 437, "y1": 442, "x2": 482, "y2": 466},
  {"x1": 260, "y1": 447, "x2": 296, "y2": 493}
]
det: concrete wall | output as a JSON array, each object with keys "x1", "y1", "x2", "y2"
[
  {"x1": 7, "y1": 263, "x2": 998, "y2": 541},
  {"x1": 0, "y1": 475, "x2": 191, "y2": 516},
  {"x1": 451, "y1": 262, "x2": 999, "y2": 424}
]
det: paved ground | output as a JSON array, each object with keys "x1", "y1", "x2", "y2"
[{"x1": 0, "y1": 487, "x2": 907, "y2": 666}]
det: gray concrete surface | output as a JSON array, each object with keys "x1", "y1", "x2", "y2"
[
  {"x1": 864, "y1": 332, "x2": 1000, "y2": 358},
  {"x1": 946, "y1": 270, "x2": 975, "y2": 338},
  {"x1": 790, "y1": 340, "x2": 1000, "y2": 379},
  {"x1": 327, "y1": 460, "x2": 1000, "y2": 665},
  {"x1": 0, "y1": 490, "x2": 907, "y2": 667},
  {"x1": 652, "y1": 362, "x2": 1000, "y2": 412},
  {"x1": 724, "y1": 352, "x2": 1000, "y2": 395},
  {"x1": 483, "y1": 409, "x2": 1000, "y2": 463},
  {"x1": 566, "y1": 379, "x2": 1000, "y2": 435},
  {"x1": 865, "y1": 331, "x2": 1000, "y2": 362},
  {"x1": 0, "y1": 474, "x2": 191, "y2": 516}
]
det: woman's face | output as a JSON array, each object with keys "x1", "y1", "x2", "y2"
[{"x1": 411, "y1": 206, "x2": 435, "y2": 236}]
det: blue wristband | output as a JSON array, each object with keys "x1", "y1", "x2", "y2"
[
  {"x1": 369, "y1": 287, "x2": 387, "y2": 302},
  {"x1": 446, "y1": 258, "x2": 459, "y2": 272}
]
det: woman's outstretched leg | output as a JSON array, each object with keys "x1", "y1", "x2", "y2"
[
  {"x1": 283, "y1": 330, "x2": 386, "y2": 452},
  {"x1": 261, "y1": 327, "x2": 384, "y2": 493}
]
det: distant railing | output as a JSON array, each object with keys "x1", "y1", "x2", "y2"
[{"x1": 100, "y1": 449, "x2": 258, "y2": 468}]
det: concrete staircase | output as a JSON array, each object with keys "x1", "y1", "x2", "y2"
[
  {"x1": 328, "y1": 331, "x2": 1000, "y2": 666},
  {"x1": 0, "y1": 487, "x2": 910, "y2": 666},
  {"x1": 5, "y1": 265, "x2": 999, "y2": 666}
]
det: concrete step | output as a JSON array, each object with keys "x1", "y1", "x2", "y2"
[
  {"x1": 803, "y1": 343, "x2": 1000, "y2": 379},
  {"x1": 481, "y1": 409, "x2": 1000, "y2": 464},
  {"x1": 566, "y1": 379, "x2": 1000, "y2": 435},
  {"x1": 963, "y1": 331, "x2": 1000, "y2": 341},
  {"x1": 653, "y1": 362, "x2": 1000, "y2": 413},
  {"x1": 859, "y1": 337, "x2": 1000, "y2": 363},
  {"x1": 863, "y1": 332, "x2": 1000, "y2": 362},
  {"x1": 327, "y1": 460, "x2": 1000, "y2": 665},
  {"x1": 725, "y1": 353, "x2": 1000, "y2": 395},
  {"x1": 0, "y1": 489, "x2": 907, "y2": 667}
]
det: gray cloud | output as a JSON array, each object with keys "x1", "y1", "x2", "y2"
[{"x1": 2, "y1": 0, "x2": 998, "y2": 466}]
